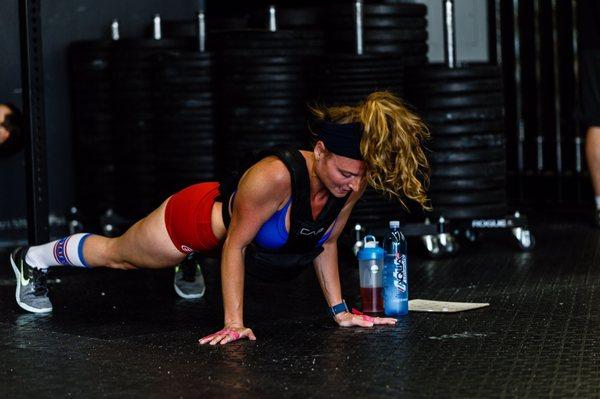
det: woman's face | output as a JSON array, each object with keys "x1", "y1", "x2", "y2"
[
  {"x1": 314, "y1": 142, "x2": 366, "y2": 198},
  {"x1": 0, "y1": 105, "x2": 12, "y2": 146}
]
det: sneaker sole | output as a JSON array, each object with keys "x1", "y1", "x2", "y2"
[
  {"x1": 174, "y1": 283, "x2": 206, "y2": 299},
  {"x1": 9, "y1": 252, "x2": 53, "y2": 314}
]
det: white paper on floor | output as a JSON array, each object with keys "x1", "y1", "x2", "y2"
[{"x1": 408, "y1": 299, "x2": 489, "y2": 313}]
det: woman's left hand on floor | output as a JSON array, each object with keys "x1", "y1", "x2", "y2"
[{"x1": 198, "y1": 325, "x2": 257, "y2": 345}]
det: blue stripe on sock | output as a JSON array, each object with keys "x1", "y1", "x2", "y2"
[{"x1": 78, "y1": 233, "x2": 92, "y2": 268}]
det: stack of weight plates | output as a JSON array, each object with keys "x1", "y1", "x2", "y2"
[
  {"x1": 405, "y1": 64, "x2": 507, "y2": 220},
  {"x1": 317, "y1": 53, "x2": 404, "y2": 106},
  {"x1": 154, "y1": 49, "x2": 217, "y2": 199},
  {"x1": 110, "y1": 39, "x2": 193, "y2": 219},
  {"x1": 69, "y1": 41, "x2": 116, "y2": 224},
  {"x1": 214, "y1": 30, "x2": 323, "y2": 172},
  {"x1": 326, "y1": 2, "x2": 428, "y2": 66}
]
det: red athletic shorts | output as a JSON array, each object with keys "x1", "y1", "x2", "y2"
[{"x1": 164, "y1": 182, "x2": 222, "y2": 254}]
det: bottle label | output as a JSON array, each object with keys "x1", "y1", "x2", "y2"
[{"x1": 393, "y1": 253, "x2": 407, "y2": 293}]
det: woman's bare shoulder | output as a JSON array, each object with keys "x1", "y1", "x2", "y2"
[{"x1": 238, "y1": 156, "x2": 291, "y2": 201}]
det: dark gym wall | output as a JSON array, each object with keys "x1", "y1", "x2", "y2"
[{"x1": 0, "y1": 0, "x2": 198, "y2": 246}]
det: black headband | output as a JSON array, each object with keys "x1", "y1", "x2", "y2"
[{"x1": 317, "y1": 121, "x2": 363, "y2": 160}]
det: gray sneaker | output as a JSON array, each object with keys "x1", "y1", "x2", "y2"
[
  {"x1": 174, "y1": 254, "x2": 205, "y2": 299},
  {"x1": 9, "y1": 247, "x2": 53, "y2": 313}
]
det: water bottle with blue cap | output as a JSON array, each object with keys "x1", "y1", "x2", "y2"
[{"x1": 357, "y1": 235, "x2": 384, "y2": 313}]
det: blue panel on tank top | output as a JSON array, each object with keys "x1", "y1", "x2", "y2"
[{"x1": 231, "y1": 192, "x2": 336, "y2": 250}]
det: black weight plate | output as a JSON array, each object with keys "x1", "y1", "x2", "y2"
[
  {"x1": 321, "y1": 52, "x2": 405, "y2": 63},
  {"x1": 225, "y1": 100, "x2": 307, "y2": 110},
  {"x1": 319, "y1": 79, "x2": 402, "y2": 89},
  {"x1": 218, "y1": 48, "x2": 324, "y2": 57},
  {"x1": 429, "y1": 147, "x2": 506, "y2": 164},
  {"x1": 427, "y1": 121, "x2": 505, "y2": 135},
  {"x1": 321, "y1": 64, "x2": 404, "y2": 76},
  {"x1": 218, "y1": 54, "x2": 310, "y2": 65},
  {"x1": 157, "y1": 87, "x2": 215, "y2": 95},
  {"x1": 229, "y1": 140, "x2": 307, "y2": 149},
  {"x1": 320, "y1": 88, "x2": 402, "y2": 98},
  {"x1": 320, "y1": 82, "x2": 404, "y2": 94},
  {"x1": 111, "y1": 38, "x2": 196, "y2": 52},
  {"x1": 411, "y1": 92, "x2": 505, "y2": 109},
  {"x1": 160, "y1": 117, "x2": 216, "y2": 124},
  {"x1": 223, "y1": 90, "x2": 310, "y2": 100},
  {"x1": 159, "y1": 122, "x2": 217, "y2": 130},
  {"x1": 223, "y1": 113, "x2": 306, "y2": 123},
  {"x1": 421, "y1": 107, "x2": 504, "y2": 124},
  {"x1": 159, "y1": 92, "x2": 214, "y2": 102},
  {"x1": 157, "y1": 83, "x2": 215, "y2": 91},
  {"x1": 158, "y1": 136, "x2": 217, "y2": 143},
  {"x1": 224, "y1": 73, "x2": 308, "y2": 83},
  {"x1": 227, "y1": 131, "x2": 308, "y2": 140},
  {"x1": 330, "y1": 16, "x2": 427, "y2": 29},
  {"x1": 159, "y1": 102, "x2": 215, "y2": 112},
  {"x1": 214, "y1": 29, "x2": 323, "y2": 41},
  {"x1": 320, "y1": 69, "x2": 404, "y2": 81},
  {"x1": 159, "y1": 98, "x2": 216, "y2": 108},
  {"x1": 319, "y1": 96, "x2": 371, "y2": 106},
  {"x1": 157, "y1": 61, "x2": 214, "y2": 72},
  {"x1": 330, "y1": 42, "x2": 428, "y2": 54},
  {"x1": 227, "y1": 134, "x2": 307, "y2": 144},
  {"x1": 221, "y1": 64, "x2": 307, "y2": 75},
  {"x1": 322, "y1": 58, "x2": 404, "y2": 70},
  {"x1": 429, "y1": 176, "x2": 505, "y2": 191},
  {"x1": 157, "y1": 72, "x2": 214, "y2": 82},
  {"x1": 321, "y1": 79, "x2": 403, "y2": 89},
  {"x1": 429, "y1": 203, "x2": 507, "y2": 219},
  {"x1": 216, "y1": 37, "x2": 325, "y2": 51},
  {"x1": 429, "y1": 134, "x2": 505, "y2": 150},
  {"x1": 333, "y1": 3, "x2": 427, "y2": 17},
  {"x1": 406, "y1": 64, "x2": 502, "y2": 81},
  {"x1": 329, "y1": 29, "x2": 428, "y2": 42},
  {"x1": 407, "y1": 79, "x2": 501, "y2": 94},
  {"x1": 364, "y1": 43, "x2": 428, "y2": 55},
  {"x1": 159, "y1": 101, "x2": 216, "y2": 110},
  {"x1": 159, "y1": 135, "x2": 216, "y2": 143},
  {"x1": 223, "y1": 107, "x2": 306, "y2": 118},
  {"x1": 156, "y1": 50, "x2": 213, "y2": 61},
  {"x1": 222, "y1": 80, "x2": 307, "y2": 92},
  {"x1": 431, "y1": 161, "x2": 506, "y2": 178},
  {"x1": 431, "y1": 189, "x2": 506, "y2": 205}
]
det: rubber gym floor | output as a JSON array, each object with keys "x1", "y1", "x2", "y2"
[{"x1": 1, "y1": 209, "x2": 600, "y2": 398}]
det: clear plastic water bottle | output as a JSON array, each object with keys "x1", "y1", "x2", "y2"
[{"x1": 383, "y1": 220, "x2": 409, "y2": 316}]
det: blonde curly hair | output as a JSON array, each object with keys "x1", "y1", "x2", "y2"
[{"x1": 310, "y1": 91, "x2": 430, "y2": 210}]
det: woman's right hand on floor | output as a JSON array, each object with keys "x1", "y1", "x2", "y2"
[{"x1": 199, "y1": 325, "x2": 257, "y2": 345}]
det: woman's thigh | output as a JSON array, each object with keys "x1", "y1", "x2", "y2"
[{"x1": 109, "y1": 198, "x2": 187, "y2": 269}]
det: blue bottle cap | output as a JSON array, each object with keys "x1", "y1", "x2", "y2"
[{"x1": 357, "y1": 235, "x2": 384, "y2": 260}]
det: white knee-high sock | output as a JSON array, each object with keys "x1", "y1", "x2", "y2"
[
  {"x1": 25, "y1": 233, "x2": 92, "y2": 269},
  {"x1": 595, "y1": 196, "x2": 600, "y2": 210}
]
